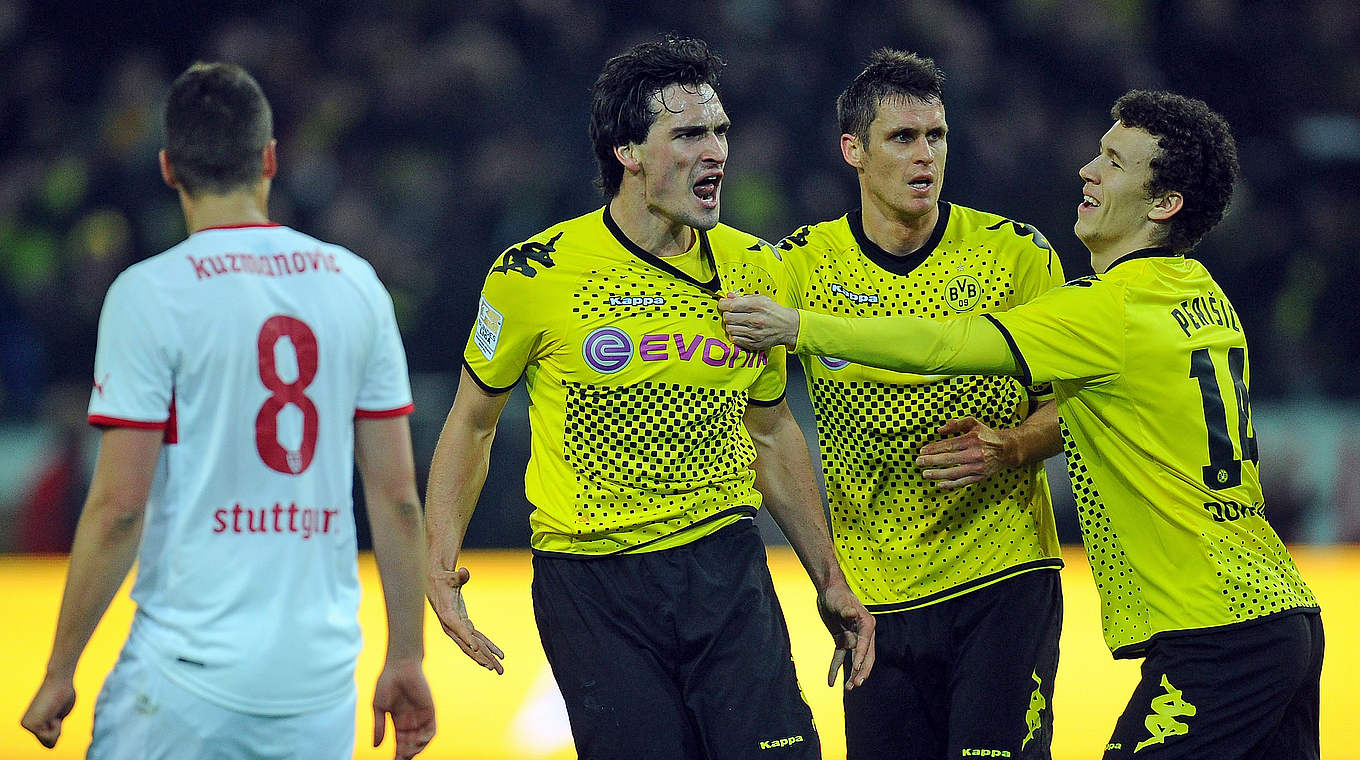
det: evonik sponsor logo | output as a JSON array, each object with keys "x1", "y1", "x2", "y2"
[{"x1": 582, "y1": 327, "x2": 767, "y2": 374}]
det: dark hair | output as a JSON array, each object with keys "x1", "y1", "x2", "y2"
[
  {"x1": 588, "y1": 35, "x2": 725, "y2": 197},
  {"x1": 837, "y1": 49, "x2": 945, "y2": 143},
  {"x1": 164, "y1": 62, "x2": 273, "y2": 196},
  {"x1": 1111, "y1": 90, "x2": 1240, "y2": 253}
]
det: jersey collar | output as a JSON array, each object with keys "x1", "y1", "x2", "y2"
[
  {"x1": 194, "y1": 222, "x2": 283, "y2": 232},
  {"x1": 1105, "y1": 246, "x2": 1180, "y2": 272},
  {"x1": 848, "y1": 202, "x2": 951, "y2": 277},
  {"x1": 602, "y1": 206, "x2": 722, "y2": 292}
]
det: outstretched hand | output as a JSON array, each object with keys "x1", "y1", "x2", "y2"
[
  {"x1": 372, "y1": 660, "x2": 436, "y2": 760},
  {"x1": 717, "y1": 293, "x2": 800, "y2": 351},
  {"x1": 817, "y1": 583, "x2": 876, "y2": 691},
  {"x1": 916, "y1": 417, "x2": 1013, "y2": 490},
  {"x1": 20, "y1": 677, "x2": 76, "y2": 749},
  {"x1": 427, "y1": 566, "x2": 505, "y2": 673}
]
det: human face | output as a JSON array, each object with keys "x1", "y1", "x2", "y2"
[
  {"x1": 630, "y1": 83, "x2": 729, "y2": 232},
  {"x1": 1076, "y1": 122, "x2": 1164, "y2": 269},
  {"x1": 846, "y1": 96, "x2": 947, "y2": 225}
]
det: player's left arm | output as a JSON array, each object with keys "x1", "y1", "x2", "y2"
[
  {"x1": 915, "y1": 399, "x2": 1061, "y2": 490},
  {"x1": 744, "y1": 400, "x2": 875, "y2": 691},
  {"x1": 21, "y1": 426, "x2": 161, "y2": 749},
  {"x1": 356, "y1": 415, "x2": 436, "y2": 759}
]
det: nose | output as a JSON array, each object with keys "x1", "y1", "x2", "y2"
[
  {"x1": 703, "y1": 132, "x2": 728, "y2": 163},
  {"x1": 1079, "y1": 157, "x2": 1098, "y2": 183}
]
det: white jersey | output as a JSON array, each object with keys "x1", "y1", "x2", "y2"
[{"x1": 88, "y1": 223, "x2": 413, "y2": 715}]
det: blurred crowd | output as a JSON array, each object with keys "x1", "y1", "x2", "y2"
[{"x1": 2, "y1": 0, "x2": 1358, "y2": 547}]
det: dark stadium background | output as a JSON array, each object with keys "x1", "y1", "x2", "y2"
[{"x1": 2, "y1": 0, "x2": 1358, "y2": 550}]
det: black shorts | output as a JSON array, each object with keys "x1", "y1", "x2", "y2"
[
  {"x1": 531, "y1": 519, "x2": 818, "y2": 760},
  {"x1": 845, "y1": 569, "x2": 1062, "y2": 760},
  {"x1": 1103, "y1": 610, "x2": 1323, "y2": 760}
]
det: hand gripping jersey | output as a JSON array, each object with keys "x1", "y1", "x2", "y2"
[
  {"x1": 88, "y1": 224, "x2": 413, "y2": 713},
  {"x1": 463, "y1": 207, "x2": 788, "y2": 556},
  {"x1": 777, "y1": 205, "x2": 1065, "y2": 610},
  {"x1": 988, "y1": 249, "x2": 1318, "y2": 656}
]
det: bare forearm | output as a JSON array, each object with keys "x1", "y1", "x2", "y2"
[
  {"x1": 46, "y1": 500, "x2": 142, "y2": 679},
  {"x1": 1004, "y1": 399, "x2": 1063, "y2": 467},
  {"x1": 369, "y1": 496, "x2": 427, "y2": 663},
  {"x1": 749, "y1": 411, "x2": 843, "y2": 590},
  {"x1": 424, "y1": 422, "x2": 494, "y2": 574}
]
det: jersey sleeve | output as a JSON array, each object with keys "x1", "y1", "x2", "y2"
[
  {"x1": 744, "y1": 240, "x2": 790, "y2": 405},
  {"x1": 355, "y1": 274, "x2": 415, "y2": 417},
  {"x1": 461, "y1": 250, "x2": 550, "y2": 393},
  {"x1": 1009, "y1": 227, "x2": 1067, "y2": 400},
  {"x1": 986, "y1": 276, "x2": 1125, "y2": 387},
  {"x1": 87, "y1": 270, "x2": 176, "y2": 428}
]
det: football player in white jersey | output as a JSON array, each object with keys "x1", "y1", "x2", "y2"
[{"x1": 21, "y1": 62, "x2": 436, "y2": 760}]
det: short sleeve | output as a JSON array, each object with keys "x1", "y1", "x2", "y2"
[
  {"x1": 355, "y1": 278, "x2": 414, "y2": 417},
  {"x1": 988, "y1": 276, "x2": 1125, "y2": 387},
  {"x1": 88, "y1": 271, "x2": 175, "y2": 428},
  {"x1": 1009, "y1": 227, "x2": 1067, "y2": 399},
  {"x1": 461, "y1": 257, "x2": 548, "y2": 393}
]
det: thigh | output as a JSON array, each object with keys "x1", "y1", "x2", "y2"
[
  {"x1": 948, "y1": 571, "x2": 1062, "y2": 760},
  {"x1": 1103, "y1": 612, "x2": 1320, "y2": 760},
  {"x1": 89, "y1": 645, "x2": 356, "y2": 760},
  {"x1": 676, "y1": 523, "x2": 819, "y2": 759},
  {"x1": 1251, "y1": 613, "x2": 1324, "y2": 760},
  {"x1": 531, "y1": 554, "x2": 698, "y2": 760},
  {"x1": 843, "y1": 611, "x2": 943, "y2": 760}
]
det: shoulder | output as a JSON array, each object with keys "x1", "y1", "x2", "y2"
[
  {"x1": 948, "y1": 203, "x2": 1056, "y2": 258},
  {"x1": 707, "y1": 222, "x2": 782, "y2": 262},
  {"x1": 775, "y1": 215, "x2": 850, "y2": 255}
]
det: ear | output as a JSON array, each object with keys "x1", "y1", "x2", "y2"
[
  {"x1": 1148, "y1": 191, "x2": 1183, "y2": 222},
  {"x1": 614, "y1": 143, "x2": 642, "y2": 174},
  {"x1": 840, "y1": 133, "x2": 864, "y2": 169},
  {"x1": 159, "y1": 149, "x2": 178, "y2": 189},
  {"x1": 261, "y1": 139, "x2": 278, "y2": 180}
]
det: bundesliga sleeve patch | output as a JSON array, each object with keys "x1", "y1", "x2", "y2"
[{"x1": 474, "y1": 295, "x2": 504, "y2": 361}]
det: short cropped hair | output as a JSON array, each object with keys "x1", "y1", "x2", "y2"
[
  {"x1": 164, "y1": 62, "x2": 273, "y2": 197},
  {"x1": 837, "y1": 49, "x2": 945, "y2": 143},
  {"x1": 588, "y1": 35, "x2": 725, "y2": 198},
  {"x1": 1111, "y1": 90, "x2": 1240, "y2": 253}
]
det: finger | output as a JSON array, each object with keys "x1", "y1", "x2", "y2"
[
  {"x1": 850, "y1": 621, "x2": 876, "y2": 688},
  {"x1": 936, "y1": 417, "x2": 978, "y2": 436},
  {"x1": 475, "y1": 631, "x2": 505, "y2": 659},
  {"x1": 924, "y1": 471, "x2": 985, "y2": 489},
  {"x1": 826, "y1": 647, "x2": 847, "y2": 688},
  {"x1": 373, "y1": 705, "x2": 386, "y2": 748}
]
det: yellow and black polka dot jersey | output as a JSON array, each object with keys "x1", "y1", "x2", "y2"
[
  {"x1": 988, "y1": 249, "x2": 1318, "y2": 657},
  {"x1": 778, "y1": 204, "x2": 1065, "y2": 611},
  {"x1": 463, "y1": 207, "x2": 788, "y2": 557}
]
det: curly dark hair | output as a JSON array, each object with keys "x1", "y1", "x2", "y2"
[
  {"x1": 1111, "y1": 90, "x2": 1240, "y2": 253},
  {"x1": 836, "y1": 49, "x2": 945, "y2": 143},
  {"x1": 588, "y1": 35, "x2": 725, "y2": 198},
  {"x1": 165, "y1": 62, "x2": 273, "y2": 197}
]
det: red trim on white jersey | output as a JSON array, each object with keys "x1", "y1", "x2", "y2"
[
  {"x1": 196, "y1": 223, "x2": 283, "y2": 232},
  {"x1": 88, "y1": 415, "x2": 168, "y2": 430},
  {"x1": 164, "y1": 390, "x2": 179, "y2": 444},
  {"x1": 355, "y1": 403, "x2": 415, "y2": 419}
]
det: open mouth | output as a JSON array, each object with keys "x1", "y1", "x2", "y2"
[
  {"x1": 1080, "y1": 193, "x2": 1100, "y2": 210},
  {"x1": 693, "y1": 173, "x2": 722, "y2": 208},
  {"x1": 907, "y1": 175, "x2": 933, "y2": 193}
]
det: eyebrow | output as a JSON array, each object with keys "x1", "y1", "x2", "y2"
[
  {"x1": 670, "y1": 120, "x2": 730, "y2": 136},
  {"x1": 1105, "y1": 145, "x2": 1126, "y2": 163}
]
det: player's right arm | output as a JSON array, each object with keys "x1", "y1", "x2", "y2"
[
  {"x1": 424, "y1": 368, "x2": 511, "y2": 673},
  {"x1": 21, "y1": 426, "x2": 162, "y2": 749}
]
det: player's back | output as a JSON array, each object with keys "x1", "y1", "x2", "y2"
[{"x1": 89, "y1": 223, "x2": 412, "y2": 713}]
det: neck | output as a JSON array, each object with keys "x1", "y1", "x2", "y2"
[
  {"x1": 607, "y1": 192, "x2": 694, "y2": 258},
  {"x1": 180, "y1": 182, "x2": 271, "y2": 234},
  {"x1": 859, "y1": 196, "x2": 939, "y2": 256}
]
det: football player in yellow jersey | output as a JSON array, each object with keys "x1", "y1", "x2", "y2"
[
  {"x1": 423, "y1": 36, "x2": 875, "y2": 760},
  {"x1": 720, "y1": 91, "x2": 1323, "y2": 760},
  {"x1": 768, "y1": 50, "x2": 1066, "y2": 760}
]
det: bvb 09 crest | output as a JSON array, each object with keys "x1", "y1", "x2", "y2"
[{"x1": 945, "y1": 273, "x2": 982, "y2": 311}]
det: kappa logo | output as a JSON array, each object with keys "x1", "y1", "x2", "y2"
[
  {"x1": 830, "y1": 283, "x2": 879, "y2": 304},
  {"x1": 608, "y1": 295, "x2": 666, "y2": 307},
  {"x1": 1022, "y1": 670, "x2": 1046, "y2": 750},
  {"x1": 758, "y1": 735, "x2": 804, "y2": 750},
  {"x1": 1135, "y1": 674, "x2": 1197, "y2": 753},
  {"x1": 1063, "y1": 274, "x2": 1100, "y2": 288},
  {"x1": 986, "y1": 219, "x2": 1053, "y2": 252},
  {"x1": 492, "y1": 231, "x2": 562, "y2": 278},
  {"x1": 776, "y1": 226, "x2": 812, "y2": 251}
]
